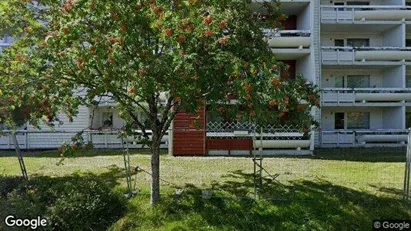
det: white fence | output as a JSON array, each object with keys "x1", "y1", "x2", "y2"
[
  {"x1": 321, "y1": 130, "x2": 409, "y2": 147},
  {"x1": 0, "y1": 130, "x2": 169, "y2": 150},
  {"x1": 206, "y1": 121, "x2": 314, "y2": 152}
]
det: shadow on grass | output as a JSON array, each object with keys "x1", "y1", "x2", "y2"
[
  {"x1": 119, "y1": 169, "x2": 411, "y2": 231},
  {"x1": 0, "y1": 149, "x2": 168, "y2": 158},
  {"x1": 2, "y1": 166, "x2": 410, "y2": 230}
]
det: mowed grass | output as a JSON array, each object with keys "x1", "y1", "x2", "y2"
[{"x1": 1, "y1": 148, "x2": 411, "y2": 230}]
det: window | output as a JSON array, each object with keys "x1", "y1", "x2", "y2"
[
  {"x1": 335, "y1": 112, "x2": 345, "y2": 129},
  {"x1": 407, "y1": 75, "x2": 411, "y2": 88},
  {"x1": 102, "y1": 112, "x2": 113, "y2": 127},
  {"x1": 406, "y1": 2, "x2": 411, "y2": 6},
  {"x1": 406, "y1": 39, "x2": 411, "y2": 47},
  {"x1": 346, "y1": 1, "x2": 369, "y2": 5},
  {"x1": 347, "y1": 112, "x2": 370, "y2": 129},
  {"x1": 334, "y1": 2, "x2": 345, "y2": 11},
  {"x1": 334, "y1": 39, "x2": 344, "y2": 47},
  {"x1": 335, "y1": 75, "x2": 345, "y2": 88},
  {"x1": 406, "y1": 112, "x2": 411, "y2": 128},
  {"x1": 347, "y1": 38, "x2": 369, "y2": 47},
  {"x1": 347, "y1": 75, "x2": 370, "y2": 88}
]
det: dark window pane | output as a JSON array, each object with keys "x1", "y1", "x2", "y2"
[
  {"x1": 407, "y1": 75, "x2": 411, "y2": 88},
  {"x1": 347, "y1": 1, "x2": 370, "y2": 5},
  {"x1": 335, "y1": 75, "x2": 345, "y2": 88},
  {"x1": 334, "y1": 39, "x2": 344, "y2": 47},
  {"x1": 347, "y1": 38, "x2": 370, "y2": 47},
  {"x1": 406, "y1": 112, "x2": 411, "y2": 128},
  {"x1": 335, "y1": 112, "x2": 345, "y2": 129},
  {"x1": 347, "y1": 112, "x2": 370, "y2": 129},
  {"x1": 102, "y1": 112, "x2": 113, "y2": 127},
  {"x1": 334, "y1": 2, "x2": 345, "y2": 11},
  {"x1": 347, "y1": 75, "x2": 370, "y2": 88}
]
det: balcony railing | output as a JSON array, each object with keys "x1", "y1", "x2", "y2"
[
  {"x1": 321, "y1": 5, "x2": 411, "y2": 22},
  {"x1": 322, "y1": 46, "x2": 411, "y2": 64},
  {"x1": 0, "y1": 129, "x2": 169, "y2": 150},
  {"x1": 262, "y1": 29, "x2": 311, "y2": 48},
  {"x1": 206, "y1": 121, "x2": 313, "y2": 150},
  {"x1": 321, "y1": 88, "x2": 411, "y2": 104},
  {"x1": 321, "y1": 129, "x2": 408, "y2": 146}
]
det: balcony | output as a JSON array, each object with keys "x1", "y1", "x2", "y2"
[
  {"x1": 264, "y1": 29, "x2": 311, "y2": 60},
  {"x1": 322, "y1": 47, "x2": 411, "y2": 64},
  {"x1": 321, "y1": 6, "x2": 411, "y2": 23},
  {"x1": 321, "y1": 88, "x2": 411, "y2": 105},
  {"x1": 263, "y1": 29, "x2": 311, "y2": 48},
  {"x1": 321, "y1": 130, "x2": 408, "y2": 147}
]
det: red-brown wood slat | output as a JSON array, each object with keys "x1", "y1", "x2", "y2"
[
  {"x1": 206, "y1": 138, "x2": 253, "y2": 151},
  {"x1": 173, "y1": 106, "x2": 206, "y2": 156}
]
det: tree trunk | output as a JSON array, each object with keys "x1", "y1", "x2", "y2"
[{"x1": 150, "y1": 135, "x2": 161, "y2": 205}]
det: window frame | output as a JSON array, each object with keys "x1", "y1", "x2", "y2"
[
  {"x1": 347, "y1": 38, "x2": 370, "y2": 48},
  {"x1": 346, "y1": 112, "x2": 370, "y2": 130},
  {"x1": 346, "y1": 75, "x2": 370, "y2": 88}
]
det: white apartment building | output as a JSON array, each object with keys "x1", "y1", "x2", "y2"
[
  {"x1": 253, "y1": 0, "x2": 411, "y2": 148},
  {"x1": 1, "y1": 0, "x2": 411, "y2": 151}
]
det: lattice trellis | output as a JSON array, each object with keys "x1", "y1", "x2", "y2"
[{"x1": 206, "y1": 121, "x2": 308, "y2": 141}]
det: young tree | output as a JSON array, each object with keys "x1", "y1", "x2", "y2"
[{"x1": 0, "y1": 0, "x2": 319, "y2": 204}]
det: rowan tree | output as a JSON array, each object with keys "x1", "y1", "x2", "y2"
[{"x1": 0, "y1": 0, "x2": 319, "y2": 204}]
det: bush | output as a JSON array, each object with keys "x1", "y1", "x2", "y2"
[
  {"x1": 0, "y1": 176, "x2": 25, "y2": 199},
  {"x1": 0, "y1": 175, "x2": 127, "y2": 231}
]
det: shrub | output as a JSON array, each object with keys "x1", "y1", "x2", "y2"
[
  {"x1": 0, "y1": 176, "x2": 25, "y2": 199},
  {"x1": 1, "y1": 175, "x2": 127, "y2": 231}
]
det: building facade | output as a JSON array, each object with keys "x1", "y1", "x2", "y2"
[
  {"x1": 1, "y1": 0, "x2": 411, "y2": 152},
  {"x1": 258, "y1": 0, "x2": 411, "y2": 148}
]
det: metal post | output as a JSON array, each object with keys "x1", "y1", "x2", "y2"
[
  {"x1": 404, "y1": 129, "x2": 411, "y2": 200},
  {"x1": 12, "y1": 132, "x2": 28, "y2": 180},
  {"x1": 104, "y1": 132, "x2": 108, "y2": 148},
  {"x1": 121, "y1": 134, "x2": 133, "y2": 197},
  {"x1": 25, "y1": 132, "x2": 28, "y2": 150}
]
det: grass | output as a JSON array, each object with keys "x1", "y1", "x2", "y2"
[{"x1": 1, "y1": 147, "x2": 411, "y2": 230}]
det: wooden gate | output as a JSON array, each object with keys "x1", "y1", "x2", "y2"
[{"x1": 172, "y1": 107, "x2": 206, "y2": 156}]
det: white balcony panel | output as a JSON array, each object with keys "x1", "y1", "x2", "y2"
[
  {"x1": 267, "y1": 36, "x2": 311, "y2": 48},
  {"x1": 357, "y1": 134, "x2": 407, "y2": 143},
  {"x1": 321, "y1": 132, "x2": 355, "y2": 144},
  {"x1": 271, "y1": 49, "x2": 310, "y2": 60},
  {"x1": 322, "y1": 92, "x2": 354, "y2": 102},
  {"x1": 321, "y1": 50, "x2": 354, "y2": 63},
  {"x1": 322, "y1": 48, "x2": 411, "y2": 63},
  {"x1": 354, "y1": 10, "x2": 411, "y2": 21},
  {"x1": 321, "y1": 130, "x2": 409, "y2": 146},
  {"x1": 322, "y1": 88, "x2": 411, "y2": 103},
  {"x1": 321, "y1": 10, "x2": 353, "y2": 21},
  {"x1": 355, "y1": 93, "x2": 411, "y2": 101},
  {"x1": 356, "y1": 50, "x2": 411, "y2": 61},
  {"x1": 253, "y1": 140, "x2": 311, "y2": 149}
]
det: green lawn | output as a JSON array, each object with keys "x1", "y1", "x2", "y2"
[{"x1": 1, "y1": 148, "x2": 411, "y2": 230}]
